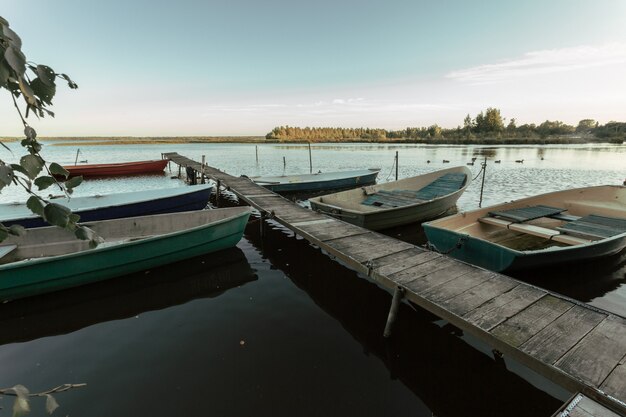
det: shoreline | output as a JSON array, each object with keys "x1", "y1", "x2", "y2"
[{"x1": 0, "y1": 136, "x2": 623, "y2": 146}]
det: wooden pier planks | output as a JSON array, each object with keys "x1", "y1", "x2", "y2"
[{"x1": 165, "y1": 152, "x2": 626, "y2": 416}]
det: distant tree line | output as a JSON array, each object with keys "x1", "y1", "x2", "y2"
[{"x1": 265, "y1": 108, "x2": 625, "y2": 143}]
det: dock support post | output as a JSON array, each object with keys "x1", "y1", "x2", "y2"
[
  {"x1": 260, "y1": 210, "x2": 267, "y2": 238},
  {"x1": 308, "y1": 142, "x2": 312, "y2": 174},
  {"x1": 283, "y1": 156, "x2": 286, "y2": 170},
  {"x1": 215, "y1": 180, "x2": 221, "y2": 207},
  {"x1": 384, "y1": 286, "x2": 405, "y2": 338},
  {"x1": 395, "y1": 151, "x2": 398, "y2": 181},
  {"x1": 201, "y1": 155, "x2": 206, "y2": 184},
  {"x1": 178, "y1": 165, "x2": 181, "y2": 179},
  {"x1": 256, "y1": 146, "x2": 259, "y2": 164},
  {"x1": 479, "y1": 157, "x2": 487, "y2": 208}
]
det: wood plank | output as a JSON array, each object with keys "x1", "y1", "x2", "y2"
[
  {"x1": 370, "y1": 246, "x2": 427, "y2": 270},
  {"x1": 389, "y1": 257, "x2": 459, "y2": 285},
  {"x1": 291, "y1": 219, "x2": 335, "y2": 227},
  {"x1": 375, "y1": 250, "x2": 441, "y2": 277},
  {"x1": 490, "y1": 295, "x2": 573, "y2": 348},
  {"x1": 556, "y1": 316, "x2": 626, "y2": 387},
  {"x1": 463, "y1": 284, "x2": 546, "y2": 331},
  {"x1": 301, "y1": 225, "x2": 371, "y2": 241},
  {"x1": 422, "y1": 269, "x2": 497, "y2": 303},
  {"x1": 440, "y1": 275, "x2": 518, "y2": 317},
  {"x1": 404, "y1": 261, "x2": 478, "y2": 294},
  {"x1": 345, "y1": 240, "x2": 415, "y2": 263},
  {"x1": 520, "y1": 305, "x2": 607, "y2": 365},
  {"x1": 325, "y1": 233, "x2": 396, "y2": 251},
  {"x1": 601, "y1": 358, "x2": 626, "y2": 401}
]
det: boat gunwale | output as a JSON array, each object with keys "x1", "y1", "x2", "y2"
[
  {"x1": 0, "y1": 206, "x2": 252, "y2": 271},
  {"x1": 251, "y1": 168, "x2": 380, "y2": 186},
  {"x1": 0, "y1": 184, "x2": 213, "y2": 223},
  {"x1": 310, "y1": 166, "x2": 472, "y2": 215}
]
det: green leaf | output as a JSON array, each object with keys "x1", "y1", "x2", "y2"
[
  {"x1": 34, "y1": 175, "x2": 57, "y2": 190},
  {"x1": 36, "y1": 64, "x2": 56, "y2": 86},
  {"x1": 19, "y1": 154, "x2": 44, "y2": 179},
  {"x1": 75, "y1": 225, "x2": 102, "y2": 248},
  {"x1": 0, "y1": 164, "x2": 13, "y2": 189},
  {"x1": 65, "y1": 175, "x2": 82, "y2": 189},
  {"x1": 10, "y1": 163, "x2": 29, "y2": 177},
  {"x1": 8, "y1": 224, "x2": 25, "y2": 236},
  {"x1": 30, "y1": 77, "x2": 56, "y2": 105},
  {"x1": 43, "y1": 202, "x2": 71, "y2": 228},
  {"x1": 2, "y1": 24, "x2": 22, "y2": 49},
  {"x1": 26, "y1": 195, "x2": 45, "y2": 216},
  {"x1": 3, "y1": 45, "x2": 26, "y2": 75},
  {"x1": 69, "y1": 213, "x2": 81, "y2": 224},
  {"x1": 24, "y1": 125, "x2": 36, "y2": 139},
  {"x1": 49, "y1": 162, "x2": 69, "y2": 179},
  {"x1": 0, "y1": 226, "x2": 7, "y2": 242}
]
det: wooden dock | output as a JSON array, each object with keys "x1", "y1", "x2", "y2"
[{"x1": 164, "y1": 152, "x2": 626, "y2": 416}]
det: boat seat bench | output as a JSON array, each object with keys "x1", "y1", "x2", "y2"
[
  {"x1": 557, "y1": 214, "x2": 626, "y2": 239},
  {"x1": 478, "y1": 217, "x2": 591, "y2": 245},
  {"x1": 361, "y1": 172, "x2": 467, "y2": 208},
  {"x1": 0, "y1": 244, "x2": 17, "y2": 260}
]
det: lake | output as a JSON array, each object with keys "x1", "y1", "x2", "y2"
[{"x1": 0, "y1": 141, "x2": 624, "y2": 416}]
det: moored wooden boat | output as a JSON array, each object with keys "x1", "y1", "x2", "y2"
[
  {"x1": 423, "y1": 185, "x2": 626, "y2": 272},
  {"x1": 250, "y1": 168, "x2": 380, "y2": 194},
  {"x1": 62, "y1": 159, "x2": 169, "y2": 177},
  {"x1": 0, "y1": 206, "x2": 251, "y2": 301},
  {"x1": 309, "y1": 166, "x2": 471, "y2": 230},
  {"x1": 0, "y1": 184, "x2": 213, "y2": 228}
]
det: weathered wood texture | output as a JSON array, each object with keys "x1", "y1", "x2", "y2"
[{"x1": 166, "y1": 153, "x2": 626, "y2": 416}]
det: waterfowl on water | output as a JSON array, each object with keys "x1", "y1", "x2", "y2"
[{"x1": 443, "y1": 160, "x2": 450, "y2": 163}]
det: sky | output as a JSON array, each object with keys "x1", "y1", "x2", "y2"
[{"x1": 1, "y1": 0, "x2": 626, "y2": 136}]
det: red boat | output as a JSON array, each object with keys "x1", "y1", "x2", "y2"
[{"x1": 62, "y1": 159, "x2": 169, "y2": 178}]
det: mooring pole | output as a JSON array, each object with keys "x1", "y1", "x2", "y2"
[
  {"x1": 201, "y1": 155, "x2": 206, "y2": 184},
  {"x1": 395, "y1": 151, "x2": 398, "y2": 181},
  {"x1": 74, "y1": 148, "x2": 80, "y2": 165},
  {"x1": 479, "y1": 157, "x2": 487, "y2": 208},
  {"x1": 308, "y1": 142, "x2": 312, "y2": 174},
  {"x1": 256, "y1": 146, "x2": 259, "y2": 164},
  {"x1": 283, "y1": 156, "x2": 286, "y2": 170},
  {"x1": 260, "y1": 210, "x2": 266, "y2": 238},
  {"x1": 384, "y1": 286, "x2": 405, "y2": 338},
  {"x1": 215, "y1": 180, "x2": 221, "y2": 208}
]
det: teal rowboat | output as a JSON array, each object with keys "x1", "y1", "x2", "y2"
[
  {"x1": 0, "y1": 206, "x2": 251, "y2": 301},
  {"x1": 423, "y1": 185, "x2": 626, "y2": 272}
]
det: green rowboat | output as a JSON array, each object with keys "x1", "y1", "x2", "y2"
[{"x1": 0, "y1": 206, "x2": 251, "y2": 301}]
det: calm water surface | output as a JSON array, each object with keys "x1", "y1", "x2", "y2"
[{"x1": 0, "y1": 142, "x2": 624, "y2": 416}]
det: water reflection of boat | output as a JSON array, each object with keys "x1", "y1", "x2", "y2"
[
  {"x1": 0, "y1": 247, "x2": 256, "y2": 345},
  {"x1": 0, "y1": 207, "x2": 251, "y2": 301},
  {"x1": 309, "y1": 166, "x2": 471, "y2": 230},
  {"x1": 423, "y1": 185, "x2": 626, "y2": 272},
  {"x1": 0, "y1": 184, "x2": 213, "y2": 228}
]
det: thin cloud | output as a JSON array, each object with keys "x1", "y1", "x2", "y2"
[{"x1": 447, "y1": 42, "x2": 626, "y2": 84}]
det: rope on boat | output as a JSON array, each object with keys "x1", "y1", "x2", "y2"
[
  {"x1": 384, "y1": 155, "x2": 397, "y2": 181},
  {"x1": 426, "y1": 236, "x2": 467, "y2": 255},
  {"x1": 472, "y1": 163, "x2": 486, "y2": 181}
]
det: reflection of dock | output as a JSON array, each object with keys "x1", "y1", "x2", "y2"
[{"x1": 164, "y1": 152, "x2": 626, "y2": 416}]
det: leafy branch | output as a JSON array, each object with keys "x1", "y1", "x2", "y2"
[
  {"x1": 0, "y1": 15, "x2": 101, "y2": 247},
  {"x1": 0, "y1": 383, "x2": 86, "y2": 416}
]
